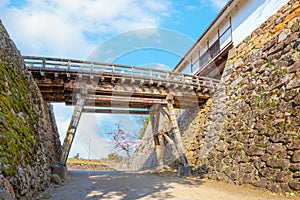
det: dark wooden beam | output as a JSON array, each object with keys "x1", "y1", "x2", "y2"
[{"x1": 83, "y1": 108, "x2": 149, "y2": 115}]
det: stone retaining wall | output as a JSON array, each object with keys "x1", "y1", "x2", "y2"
[
  {"x1": 0, "y1": 21, "x2": 61, "y2": 199},
  {"x1": 195, "y1": 0, "x2": 300, "y2": 196}
]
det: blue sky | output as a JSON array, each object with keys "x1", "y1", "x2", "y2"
[{"x1": 0, "y1": 0, "x2": 228, "y2": 159}]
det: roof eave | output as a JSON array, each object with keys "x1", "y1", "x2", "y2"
[{"x1": 173, "y1": 0, "x2": 235, "y2": 72}]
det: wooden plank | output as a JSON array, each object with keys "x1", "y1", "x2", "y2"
[
  {"x1": 39, "y1": 89, "x2": 64, "y2": 93},
  {"x1": 24, "y1": 56, "x2": 220, "y2": 84},
  {"x1": 83, "y1": 108, "x2": 149, "y2": 115},
  {"x1": 87, "y1": 95, "x2": 167, "y2": 104},
  {"x1": 66, "y1": 82, "x2": 208, "y2": 98},
  {"x1": 27, "y1": 66, "x2": 218, "y2": 89}
]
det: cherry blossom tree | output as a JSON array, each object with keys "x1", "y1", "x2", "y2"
[{"x1": 106, "y1": 122, "x2": 140, "y2": 158}]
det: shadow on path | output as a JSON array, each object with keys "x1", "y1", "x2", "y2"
[{"x1": 41, "y1": 170, "x2": 202, "y2": 200}]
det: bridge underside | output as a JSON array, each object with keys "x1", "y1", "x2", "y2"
[
  {"x1": 24, "y1": 56, "x2": 218, "y2": 168},
  {"x1": 29, "y1": 68, "x2": 212, "y2": 114}
]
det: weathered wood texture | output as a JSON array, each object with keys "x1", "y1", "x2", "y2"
[{"x1": 24, "y1": 56, "x2": 219, "y2": 113}]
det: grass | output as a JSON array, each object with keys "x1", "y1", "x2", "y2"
[
  {"x1": 268, "y1": 99, "x2": 278, "y2": 107},
  {"x1": 256, "y1": 97, "x2": 262, "y2": 103},
  {"x1": 67, "y1": 158, "x2": 107, "y2": 165},
  {"x1": 274, "y1": 66, "x2": 287, "y2": 72},
  {"x1": 260, "y1": 88, "x2": 269, "y2": 94}
]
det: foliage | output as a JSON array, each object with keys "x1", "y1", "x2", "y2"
[
  {"x1": 132, "y1": 115, "x2": 150, "y2": 139},
  {"x1": 106, "y1": 122, "x2": 140, "y2": 157},
  {"x1": 107, "y1": 153, "x2": 123, "y2": 161},
  {"x1": 256, "y1": 97, "x2": 262, "y2": 103},
  {"x1": 139, "y1": 116, "x2": 150, "y2": 138},
  {"x1": 268, "y1": 99, "x2": 278, "y2": 107},
  {"x1": 73, "y1": 153, "x2": 80, "y2": 159}
]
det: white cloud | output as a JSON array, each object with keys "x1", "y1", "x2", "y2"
[
  {"x1": 73, "y1": 113, "x2": 143, "y2": 159},
  {"x1": 52, "y1": 104, "x2": 112, "y2": 158},
  {"x1": 52, "y1": 103, "x2": 142, "y2": 159},
  {"x1": 0, "y1": 0, "x2": 9, "y2": 7},
  {"x1": 0, "y1": 0, "x2": 178, "y2": 159},
  {"x1": 52, "y1": 103, "x2": 73, "y2": 144},
  {"x1": 73, "y1": 113, "x2": 111, "y2": 159},
  {"x1": 0, "y1": 0, "x2": 172, "y2": 59},
  {"x1": 198, "y1": 0, "x2": 228, "y2": 10},
  {"x1": 185, "y1": 5, "x2": 198, "y2": 11},
  {"x1": 207, "y1": 0, "x2": 228, "y2": 10},
  {"x1": 140, "y1": 63, "x2": 171, "y2": 71}
]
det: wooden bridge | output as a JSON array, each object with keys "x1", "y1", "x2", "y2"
[{"x1": 23, "y1": 56, "x2": 219, "y2": 170}]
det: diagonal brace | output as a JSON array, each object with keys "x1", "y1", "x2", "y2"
[{"x1": 59, "y1": 93, "x2": 86, "y2": 165}]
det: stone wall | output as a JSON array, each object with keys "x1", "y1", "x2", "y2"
[
  {"x1": 195, "y1": 0, "x2": 300, "y2": 196},
  {"x1": 0, "y1": 21, "x2": 61, "y2": 199}
]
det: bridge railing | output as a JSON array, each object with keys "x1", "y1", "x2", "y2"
[{"x1": 23, "y1": 56, "x2": 219, "y2": 89}]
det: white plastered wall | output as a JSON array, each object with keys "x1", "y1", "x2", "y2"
[{"x1": 231, "y1": 0, "x2": 290, "y2": 46}]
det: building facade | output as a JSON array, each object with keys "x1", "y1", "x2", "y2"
[{"x1": 174, "y1": 0, "x2": 290, "y2": 79}]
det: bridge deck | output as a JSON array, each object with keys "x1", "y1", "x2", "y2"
[{"x1": 24, "y1": 56, "x2": 219, "y2": 114}]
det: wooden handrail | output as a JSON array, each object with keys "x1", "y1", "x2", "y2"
[{"x1": 23, "y1": 56, "x2": 220, "y2": 89}]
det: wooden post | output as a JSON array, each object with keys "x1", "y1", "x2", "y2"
[
  {"x1": 158, "y1": 133, "x2": 165, "y2": 167},
  {"x1": 166, "y1": 94, "x2": 189, "y2": 167},
  {"x1": 149, "y1": 105, "x2": 164, "y2": 167},
  {"x1": 59, "y1": 92, "x2": 86, "y2": 166}
]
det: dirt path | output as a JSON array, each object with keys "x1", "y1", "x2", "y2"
[{"x1": 38, "y1": 170, "x2": 299, "y2": 200}]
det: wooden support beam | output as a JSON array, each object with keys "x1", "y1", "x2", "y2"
[
  {"x1": 64, "y1": 81, "x2": 210, "y2": 100},
  {"x1": 150, "y1": 105, "x2": 160, "y2": 135},
  {"x1": 83, "y1": 108, "x2": 149, "y2": 115},
  {"x1": 166, "y1": 94, "x2": 189, "y2": 167},
  {"x1": 158, "y1": 133, "x2": 165, "y2": 167},
  {"x1": 163, "y1": 132, "x2": 180, "y2": 157},
  {"x1": 60, "y1": 93, "x2": 86, "y2": 165},
  {"x1": 150, "y1": 105, "x2": 164, "y2": 167},
  {"x1": 160, "y1": 107, "x2": 171, "y2": 123}
]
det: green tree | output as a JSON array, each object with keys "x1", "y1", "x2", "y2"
[
  {"x1": 107, "y1": 153, "x2": 123, "y2": 161},
  {"x1": 139, "y1": 116, "x2": 150, "y2": 139},
  {"x1": 73, "y1": 153, "x2": 80, "y2": 159}
]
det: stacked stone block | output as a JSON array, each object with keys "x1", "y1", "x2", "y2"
[{"x1": 197, "y1": 0, "x2": 300, "y2": 195}]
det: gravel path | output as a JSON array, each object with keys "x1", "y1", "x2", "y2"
[{"x1": 38, "y1": 170, "x2": 299, "y2": 200}]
